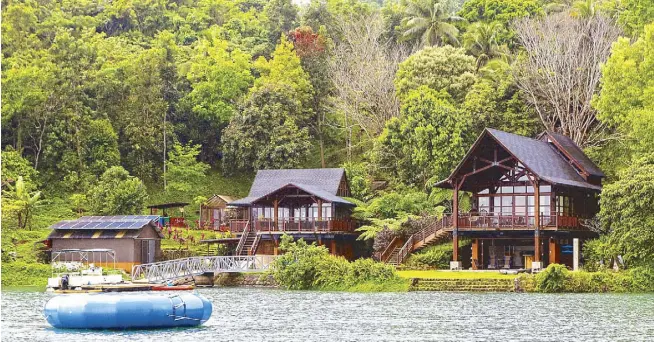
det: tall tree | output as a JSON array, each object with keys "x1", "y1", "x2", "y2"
[
  {"x1": 329, "y1": 13, "x2": 405, "y2": 158},
  {"x1": 373, "y1": 86, "x2": 469, "y2": 189},
  {"x1": 395, "y1": 45, "x2": 477, "y2": 102},
  {"x1": 513, "y1": 12, "x2": 620, "y2": 147},
  {"x1": 222, "y1": 85, "x2": 312, "y2": 173},
  {"x1": 87, "y1": 166, "x2": 148, "y2": 215},
  {"x1": 402, "y1": 0, "x2": 462, "y2": 47},
  {"x1": 592, "y1": 23, "x2": 654, "y2": 176}
]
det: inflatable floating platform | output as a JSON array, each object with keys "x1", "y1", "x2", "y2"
[{"x1": 44, "y1": 292, "x2": 212, "y2": 329}]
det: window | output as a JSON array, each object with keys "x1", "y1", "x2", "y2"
[{"x1": 557, "y1": 196, "x2": 574, "y2": 216}]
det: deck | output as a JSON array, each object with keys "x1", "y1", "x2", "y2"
[
  {"x1": 229, "y1": 218, "x2": 357, "y2": 234},
  {"x1": 441, "y1": 213, "x2": 584, "y2": 231}
]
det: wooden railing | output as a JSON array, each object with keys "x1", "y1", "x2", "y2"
[
  {"x1": 442, "y1": 213, "x2": 583, "y2": 230},
  {"x1": 230, "y1": 220, "x2": 249, "y2": 233},
  {"x1": 249, "y1": 234, "x2": 261, "y2": 256},
  {"x1": 395, "y1": 219, "x2": 445, "y2": 265},
  {"x1": 235, "y1": 221, "x2": 251, "y2": 256},
  {"x1": 230, "y1": 218, "x2": 357, "y2": 233},
  {"x1": 379, "y1": 237, "x2": 400, "y2": 263}
]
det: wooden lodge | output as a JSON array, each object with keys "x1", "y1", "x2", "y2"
[
  {"x1": 225, "y1": 168, "x2": 361, "y2": 259},
  {"x1": 199, "y1": 194, "x2": 237, "y2": 230},
  {"x1": 435, "y1": 128, "x2": 603, "y2": 270},
  {"x1": 47, "y1": 215, "x2": 164, "y2": 271}
]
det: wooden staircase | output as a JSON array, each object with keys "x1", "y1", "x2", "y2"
[
  {"x1": 381, "y1": 218, "x2": 449, "y2": 266},
  {"x1": 235, "y1": 221, "x2": 255, "y2": 256}
]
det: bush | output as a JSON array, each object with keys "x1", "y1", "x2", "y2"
[
  {"x1": 535, "y1": 263, "x2": 568, "y2": 292},
  {"x1": 270, "y1": 235, "x2": 403, "y2": 291},
  {"x1": 530, "y1": 264, "x2": 654, "y2": 293},
  {"x1": 406, "y1": 239, "x2": 471, "y2": 269}
]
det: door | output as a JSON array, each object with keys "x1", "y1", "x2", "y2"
[{"x1": 141, "y1": 239, "x2": 156, "y2": 264}]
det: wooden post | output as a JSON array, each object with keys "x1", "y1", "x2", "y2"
[
  {"x1": 273, "y1": 199, "x2": 279, "y2": 231},
  {"x1": 317, "y1": 200, "x2": 323, "y2": 220},
  {"x1": 549, "y1": 237, "x2": 559, "y2": 265},
  {"x1": 471, "y1": 239, "x2": 479, "y2": 270},
  {"x1": 453, "y1": 181, "x2": 459, "y2": 261},
  {"x1": 330, "y1": 240, "x2": 337, "y2": 255},
  {"x1": 534, "y1": 181, "x2": 540, "y2": 263}
]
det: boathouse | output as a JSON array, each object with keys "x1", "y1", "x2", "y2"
[
  {"x1": 226, "y1": 168, "x2": 361, "y2": 259},
  {"x1": 435, "y1": 128, "x2": 603, "y2": 270},
  {"x1": 47, "y1": 215, "x2": 164, "y2": 271}
]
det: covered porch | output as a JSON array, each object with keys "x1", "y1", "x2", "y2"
[{"x1": 229, "y1": 183, "x2": 357, "y2": 234}]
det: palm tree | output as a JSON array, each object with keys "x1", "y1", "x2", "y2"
[
  {"x1": 402, "y1": 0, "x2": 463, "y2": 47},
  {"x1": 463, "y1": 22, "x2": 508, "y2": 70}
]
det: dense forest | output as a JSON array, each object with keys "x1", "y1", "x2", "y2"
[{"x1": 2, "y1": 0, "x2": 654, "y2": 270}]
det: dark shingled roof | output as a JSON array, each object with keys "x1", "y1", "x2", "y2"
[
  {"x1": 545, "y1": 132, "x2": 605, "y2": 177},
  {"x1": 230, "y1": 168, "x2": 351, "y2": 206},
  {"x1": 437, "y1": 129, "x2": 602, "y2": 191}
]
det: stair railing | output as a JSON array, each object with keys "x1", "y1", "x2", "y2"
[
  {"x1": 380, "y1": 237, "x2": 399, "y2": 262},
  {"x1": 235, "y1": 221, "x2": 251, "y2": 256},
  {"x1": 249, "y1": 234, "x2": 261, "y2": 256},
  {"x1": 395, "y1": 218, "x2": 445, "y2": 265}
]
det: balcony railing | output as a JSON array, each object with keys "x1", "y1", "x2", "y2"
[
  {"x1": 229, "y1": 218, "x2": 357, "y2": 233},
  {"x1": 442, "y1": 213, "x2": 582, "y2": 230}
]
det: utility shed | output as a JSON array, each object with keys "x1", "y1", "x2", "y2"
[{"x1": 47, "y1": 215, "x2": 164, "y2": 271}]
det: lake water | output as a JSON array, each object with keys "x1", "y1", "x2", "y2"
[{"x1": 2, "y1": 288, "x2": 654, "y2": 341}]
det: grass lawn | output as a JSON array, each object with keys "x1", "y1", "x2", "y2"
[{"x1": 397, "y1": 270, "x2": 518, "y2": 280}]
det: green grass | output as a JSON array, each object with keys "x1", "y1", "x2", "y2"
[
  {"x1": 317, "y1": 278, "x2": 412, "y2": 292},
  {"x1": 398, "y1": 270, "x2": 518, "y2": 280}
]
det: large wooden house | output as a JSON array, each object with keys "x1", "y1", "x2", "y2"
[
  {"x1": 228, "y1": 168, "x2": 360, "y2": 259},
  {"x1": 434, "y1": 128, "x2": 603, "y2": 270}
]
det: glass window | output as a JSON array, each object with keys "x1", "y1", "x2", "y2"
[
  {"x1": 501, "y1": 186, "x2": 513, "y2": 194},
  {"x1": 515, "y1": 196, "x2": 526, "y2": 206},
  {"x1": 527, "y1": 186, "x2": 534, "y2": 193},
  {"x1": 494, "y1": 197, "x2": 501, "y2": 207},
  {"x1": 540, "y1": 185, "x2": 552, "y2": 193},
  {"x1": 478, "y1": 188, "x2": 489, "y2": 194},
  {"x1": 515, "y1": 186, "x2": 527, "y2": 193},
  {"x1": 501, "y1": 196, "x2": 512, "y2": 206},
  {"x1": 540, "y1": 196, "x2": 550, "y2": 206},
  {"x1": 479, "y1": 197, "x2": 490, "y2": 207}
]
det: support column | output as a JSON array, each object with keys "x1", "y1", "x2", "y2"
[
  {"x1": 549, "y1": 237, "x2": 559, "y2": 265},
  {"x1": 533, "y1": 181, "x2": 542, "y2": 270},
  {"x1": 273, "y1": 199, "x2": 279, "y2": 231},
  {"x1": 471, "y1": 239, "x2": 480, "y2": 270},
  {"x1": 451, "y1": 181, "x2": 462, "y2": 270},
  {"x1": 330, "y1": 239, "x2": 337, "y2": 255}
]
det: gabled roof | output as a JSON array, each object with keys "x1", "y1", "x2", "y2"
[
  {"x1": 542, "y1": 132, "x2": 605, "y2": 178},
  {"x1": 437, "y1": 128, "x2": 602, "y2": 191},
  {"x1": 230, "y1": 168, "x2": 351, "y2": 206}
]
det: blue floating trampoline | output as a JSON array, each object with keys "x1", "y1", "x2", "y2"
[{"x1": 44, "y1": 292, "x2": 212, "y2": 329}]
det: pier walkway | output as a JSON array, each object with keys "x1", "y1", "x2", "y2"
[{"x1": 131, "y1": 255, "x2": 275, "y2": 283}]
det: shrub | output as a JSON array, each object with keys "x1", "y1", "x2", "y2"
[
  {"x1": 406, "y1": 239, "x2": 471, "y2": 269},
  {"x1": 535, "y1": 263, "x2": 568, "y2": 292},
  {"x1": 270, "y1": 235, "x2": 401, "y2": 291}
]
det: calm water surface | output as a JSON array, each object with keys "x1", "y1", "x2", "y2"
[{"x1": 2, "y1": 287, "x2": 654, "y2": 341}]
